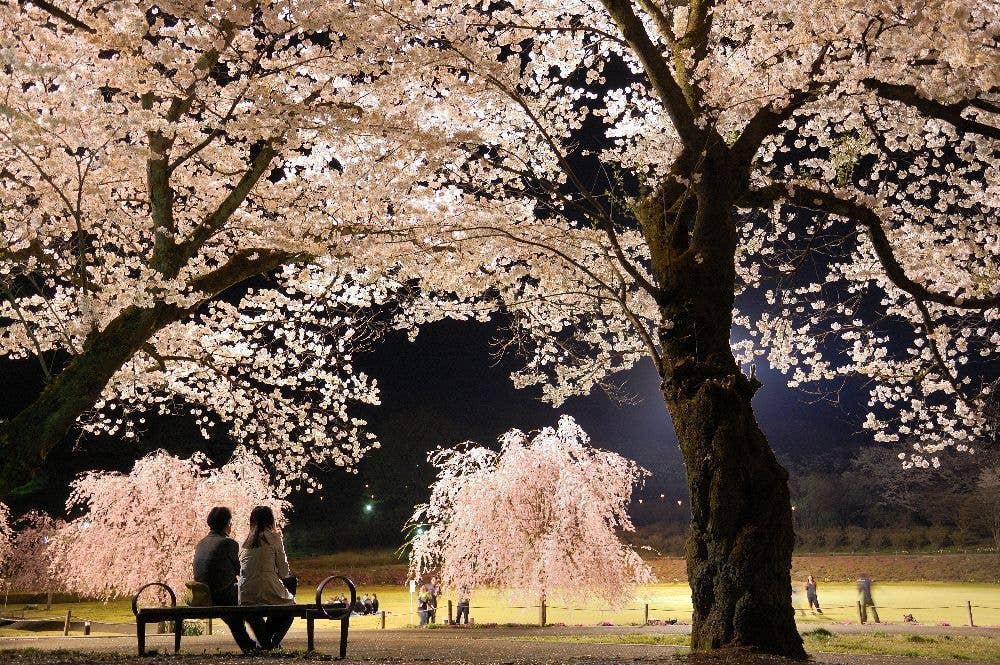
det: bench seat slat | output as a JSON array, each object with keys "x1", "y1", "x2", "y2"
[{"x1": 136, "y1": 604, "x2": 349, "y2": 621}]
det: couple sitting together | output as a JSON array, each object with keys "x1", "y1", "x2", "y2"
[{"x1": 192, "y1": 505, "x2": 295, "y2": 653}]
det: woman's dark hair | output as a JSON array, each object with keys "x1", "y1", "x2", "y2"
[
  {"x1": 206, "y1": 506, "x2": 232, "y2": 533},
  {"x1": 243, "y1": 505, "x2": 276, "y2": 549}
]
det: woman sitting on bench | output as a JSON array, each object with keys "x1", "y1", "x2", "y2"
[{"x1": 240, "y1": 506, "x2": 295, "y2": 650}]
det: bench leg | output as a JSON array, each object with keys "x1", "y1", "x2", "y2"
[
  {"x1": 137, "y1": 621, "x2": 146, "y2": 656},
  {"x1": 339, "y1": 617, "x2": 350, "y2": 659},
  {"x1": 174, "y1": 619, "x2": 183, "y2": 653},
  {"x1": 307, "y1": 615, "x2": 315, "y2": 652}
]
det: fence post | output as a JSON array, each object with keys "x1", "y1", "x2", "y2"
[
  {"x1": 539, "y1": 599, "x2": 547, "y2": 627},
  {"x1": 380, "y1": 610, "x2": 386, "y2": 630},
  {"x1": 644, "y1": 603, "x2": 649, "y2": 625},
  {"x1": 207, "y1": 617, "x2": 213, "y2": 635},
  {"x1": 448, "y1": 599, "x2": 453, "y2": 624},
  {"x1": 63, "y1": 610, "x2": 72, "y2": 636},
  {"x1": 966, "y1": 600, "x2": 974, "y2": 627},
  {"x1": 856, "y1": 601, "x2": 864, "y2": 624}
]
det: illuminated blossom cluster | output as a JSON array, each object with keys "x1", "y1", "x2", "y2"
[
  {"x1": 50, "y1": 449, "x2": 286, "y2": 600},
  {"x1": 0, "y1": 1, "x2": 480, "y2": 489},
  {"x1": 408, "y1": 416, "x2": 653, "y2": 605},
  {"x1": 0, "y1": 511, "x2": 64, "y2": 592},
  {"x1": 2, "y1": 0, "x2": 997, "y2": 495},
  {"x1": 376, "y1": 1, "x2": 999, "y2": 467},
  {"x1": 80, "y1": 265, "x2": 398, "y2": 494}
]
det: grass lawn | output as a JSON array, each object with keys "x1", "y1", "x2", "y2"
[
  {"x1": 800, "y1": 628, "x2": 1000, "y2": 660},
  {"x1": 519, "y1": 630, "x2": 1000, "y2": 661},
  {"x1": 3, "y1": 581, "x2": 999, "y2": 631}
]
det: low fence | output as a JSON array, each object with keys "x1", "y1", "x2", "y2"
[{"x1": 2, "y1": 598, "x2": 998, "y2": 636}]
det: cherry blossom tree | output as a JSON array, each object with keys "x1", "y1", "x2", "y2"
[
  {"x1": 50, "y1": 448, "x2": 286, "y2": 600},
  {"x1": 0, "y1": 0, "x2": 467, "y2": 494},
  {"x1": 408, "y1": 416, "x2": 653, "y2": 606},
  {"x1": 1, "y1": 511, "x2": 64, "y2": 596},
  {"x1": 0, "y1": 502, "x2": 11, "y2": 576},
  {"x1": 367, "y1": 1, "x2": 999, "y2": 655},
  {"x1": 2, "y1": 1, "x2": 996, "y2": 654}
]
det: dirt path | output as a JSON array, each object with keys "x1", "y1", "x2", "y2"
[{"x1": 2, "y1": 624, "x2": 997, "y2": 665}]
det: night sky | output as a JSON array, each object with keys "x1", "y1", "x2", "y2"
[
  {"x1": 0, "y1": 314, "x2": 869, "y2": 544},
  {"x1": 360, "y1": 318, "x2": 866, "y2": 494}
]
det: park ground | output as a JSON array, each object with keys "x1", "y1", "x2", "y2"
[
  {"x1": 2, "y1": 625, "x2": 1000, "y2": 665},
  {"x1": 2, "y1": 553, "x2": 998, "y2": 662}
]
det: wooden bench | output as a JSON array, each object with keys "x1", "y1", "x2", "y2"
[{"x1": 131, "y1": 575, "x2": 355, "y2": 657}]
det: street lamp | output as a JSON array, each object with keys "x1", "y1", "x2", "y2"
[{"x1": 364, "y1": 503, "x2": 374, "y2": 513}]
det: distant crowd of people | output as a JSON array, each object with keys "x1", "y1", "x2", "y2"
[
  {"x1": 414, "y1": 577, "x2": 470, "y2": 625},
  {"x1": 417, "y1": 578, "x2": 439, "y2": 625},
  {"x1": 331, "y1": 592, "x2": 380, "y2": 615}
]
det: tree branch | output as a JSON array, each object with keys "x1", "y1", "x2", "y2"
[
  {"x1": 189, "y1": 247, "x2": 302, "y2": 295},
  {"x1": 743, "y1": 183, "x2": 1000, "y2": 310},
  {"x1": 731, "y1": 44, "x2": 832, "y2": 168},
  {"x1": 912, "y1": 298, "x2": 978, "y2": 413},
  {"x1": 863, "y1": 79, "x2": 1000, "y2": 140},
  {"x1": 179, "y1": 142, "x2": 279, "y2": 261},
  {"x1": 600, "y1": 0, "x2": 700, "y2": 146},
  {"x1": 20, "y1": 0, "x2": 95, "y2": 33}
]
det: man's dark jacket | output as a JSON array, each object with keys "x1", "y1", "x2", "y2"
[{"x1": 193, "y1": 531, "x2": 241, "y2": 603}]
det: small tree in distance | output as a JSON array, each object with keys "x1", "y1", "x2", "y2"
[
  {"x1": 2, "y1": 511, "x2": 64, "y2": 598},
  {"x1": 51, "y1": 449, "x2": 286, "y2": 600},
  {"x1": 0, "y1": 502, "x2": 11, "y2": 580},
  {"x1": 408, "y1": 416, "x2": 653, "y2": 606}
]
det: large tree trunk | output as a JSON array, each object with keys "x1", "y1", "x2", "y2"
[
  {"x1": 664, "y1": 370, "x2": 802, "y2": 656},
  {"x1": 0, "y1": 249, "x2": 296, "y2": 497},
  {"x1": 650, "y1": 162, "x2": 805, "y2": 657},
  {"x1": 0, "y1": 303, "x2": 183, "y2": 495}
]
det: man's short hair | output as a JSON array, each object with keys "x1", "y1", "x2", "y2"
[{"x1": 207, "y1": 506, "x2": 232, "y2": 532}]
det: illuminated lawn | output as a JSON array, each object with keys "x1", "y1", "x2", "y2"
[
  {"x1": 3, "y1": 582, "x2": 998, "y2": 631},
  {"x1": 519, "y1": 630, "x2": 1000, "y2": 661}
]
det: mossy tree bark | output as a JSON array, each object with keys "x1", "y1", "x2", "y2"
[
  {"x1": 640, "y1": 146, "x2": 805, "y2": 658},
  {"x1": 0, "y1": 249, "x2": 296, "y2": 497},
  {"x1": 0, "y1": 303, "x2": 183, "y2": 494}
]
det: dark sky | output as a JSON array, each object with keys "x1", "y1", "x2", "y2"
[
  {"x1": 0, "y1": 315, "x2": 869, "y2": 537},
  {"x1": 360, "y1": 318, "x2": 866, "y2": 496}
]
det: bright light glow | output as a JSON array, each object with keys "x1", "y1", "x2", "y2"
[{"x1": 364, "y1": 503, "x2": 374, "y2": 513}]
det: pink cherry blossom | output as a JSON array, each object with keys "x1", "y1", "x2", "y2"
[
  {"x1": 408, "y1": 416, "x2": 653, "y2": 606},
  {"x1": 49, "y1": 449, "x2": 286, "y2": 600}
]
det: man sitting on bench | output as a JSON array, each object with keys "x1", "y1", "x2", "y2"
[{"x1": 193, "y1": 507, "x2": 260, "y2": 653}]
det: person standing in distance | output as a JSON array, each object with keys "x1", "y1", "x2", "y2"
[
  {"x1": 805, "y1": 575, "x2": 822, "y2": 614},
  {"x1": 857, "y1": 573, "x2": 879, "y2": 623}
]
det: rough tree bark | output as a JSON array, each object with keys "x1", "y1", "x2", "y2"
[
  {"x1": 0, "y1": 304, "x2": 182, "y2": 494},
  {"x1": 644, "y1": 150, "x2": 805, "y2": 658},
  {"x1": 0, "y1": 249, "x2": 296, "y2": 497}
]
